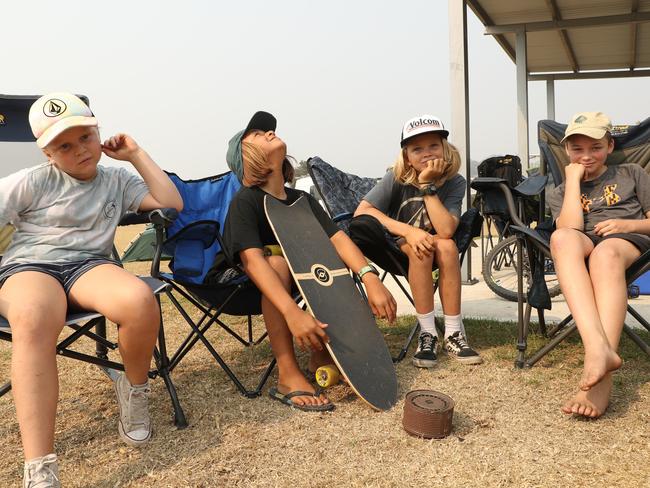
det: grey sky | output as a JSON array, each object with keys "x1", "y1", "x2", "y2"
[{"x1": 3, "y1": 0, "x2": 649, "y2": 179}]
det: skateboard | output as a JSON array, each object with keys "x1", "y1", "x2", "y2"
[{"x1": 264, "y1": 195, "x2": 398, "y2": 411}]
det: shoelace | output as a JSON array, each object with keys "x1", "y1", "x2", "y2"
[
  {"x1": 419, "y1": 333, "x2": 436, "y2": 351},
  {"x1": 26, "y1": 456, "x2": 59, "y2": 487},
  {"x1": 449, "y1": 333, "x2": 469, "y2": 349},
  {"x1": 126, "y1": 384, "x2": 151, "y2": 429}
]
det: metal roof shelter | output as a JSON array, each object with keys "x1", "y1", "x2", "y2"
[{"x1": 449, "y1": 0, "x2": 650, "y2": 281}]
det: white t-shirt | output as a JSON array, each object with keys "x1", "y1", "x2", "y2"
[{"x1": 0, "y1": 163, "x2": 149, "y2": 265}]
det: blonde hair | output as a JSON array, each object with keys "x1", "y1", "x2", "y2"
[
  {"x1": 393, "y1": 137, "x2": 461, "y2": 187},
  {"x1": 241, "y1": 141, "x2": 295, "y2": 187}
]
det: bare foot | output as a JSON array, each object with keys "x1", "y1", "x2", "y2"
[
  {"x1": 580, "y1": 344, "x2": 622, "y2": 391},
  {"x1": 308, "y1": 348, "x2": 333, "y2": 373},
  {"x1": 276, "y1": 372, "x2": 330, "y2": 408},
  {"x1": 562, "y1": 374, "x2": 613, "y2": 419}
]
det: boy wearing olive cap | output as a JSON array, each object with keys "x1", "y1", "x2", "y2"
[{"x1": 547, "y1": 111, "x2": 650, "y2": 419}]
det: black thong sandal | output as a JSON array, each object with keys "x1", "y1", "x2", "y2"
[{"x1": 268, "y1": 387, "x2": 335, "y2": 412}]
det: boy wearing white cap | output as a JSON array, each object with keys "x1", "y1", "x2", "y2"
[
  {"x1": 547, "y1": 111, "x2": 650, "y2": 419},
  {"x1": 351, "y1": 115, "x2": 482, "y2": 368},
  {"x1": 0, "y1": 92, "x2": 183, "y2": 487}
]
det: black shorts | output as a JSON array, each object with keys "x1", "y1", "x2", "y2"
[
  {"x1": 584, "y1": 232, "x2": 650, "y2": 254},
  {"x1": 0, "y1": 258, "x2": 120, "y2": 294}
]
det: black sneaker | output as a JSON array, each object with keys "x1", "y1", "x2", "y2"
[
  {"x1": 412, "y1": 332, "x2": 439, "y2": 368},
  {"x1": 444, "y1": 331, "x2": 483, "y2": 365}
]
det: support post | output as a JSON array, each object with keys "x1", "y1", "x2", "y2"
[
  {"x1": 449, "y1": 0, "x2": 476, "y2": 284},
  {"x1": 516, "y1": 28, "x2": 530, "y2": 170}
]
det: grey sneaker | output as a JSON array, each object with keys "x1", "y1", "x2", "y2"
[
  {"x1": 24, "y1": 454, "x2": 60, "y2": 488},
  {"x1": 115, "y1": 373, "x2": 152, "y2": 447},
  {"x1": 444, "y1": 331, "x2": 483, "y2": 365},
  {"x1": 412, "y1": 332, "x2": 439, "y2": 368}
]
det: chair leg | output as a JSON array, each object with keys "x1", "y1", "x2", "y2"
[
  {"x1": 622, "y1": 323, "x2": 650, "y2": 358},
  {"x1": 524, "y1": 323, "x2": 577, "y2": 368},
  {"x1": 153, "y1": 317, "x2": 188, "y2": 429},
  {"x1": 0, "y1": 381, "x2": 11, "y2": 397},
  {"x1": 393, "y1": 321, "x2": 420, "y2": 363}
]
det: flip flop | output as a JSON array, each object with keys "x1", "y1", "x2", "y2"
[{"x1": 268, "y1": 387, "x2": 335, "y2": 412}]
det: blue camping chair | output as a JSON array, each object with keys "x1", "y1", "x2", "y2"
[
  {"x1": 0, "y1": 94, "x2": 187, "y2": 427},
  {"x1": 148, "y1": 171, "x2": 276, "y2": 398}
]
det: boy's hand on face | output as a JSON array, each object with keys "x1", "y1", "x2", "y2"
[
  {"x1": 565, "y1": 162, "x2": 586, "y2": 182},
  {"x1": 101, "y1": 133, "x2": 144, "y2": 162},
  {"x1": 594, "y1": 219, "x2": 636, "y2": 236},
  {"x1": 285, "y1": 307, "x2": 329, "y2": 352},
  {"x1": 405, "y1": 228, "x2": 435, "y2": 259},
  {"x1": 418, "y1": 158, "x2": 449, "y2": 184}
]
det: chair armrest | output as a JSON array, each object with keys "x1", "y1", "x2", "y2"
[
  {"x1": 119, "y1": 208, "x2": 178, "y2": 227},
  {"x1": 333, "y1": 212, "x2": 354, "y2": 224},
  {"x1": 513, "y1": 175, "x2": 548, "y2": 197}
]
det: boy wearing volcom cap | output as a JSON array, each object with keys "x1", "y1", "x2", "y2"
[
  {"x1": 0, "y1": 92, "x2": 182, "y2": 486},
  {"x1": 546, "y1": 111, "x2": 650, "y2": 419},
  {"x1": 351, "y1": 115, "x2": 482, "y2": 368},
  {"x1": 221, "y1": 111, "x2": 396, "y2": 411}
]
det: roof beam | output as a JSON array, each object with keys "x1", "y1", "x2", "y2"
[
  {"x1": 544, "y1": 0, "x2": 578, "y2": 72},
  {"x1": 485, "y1": 11, "x2": 650, "y2": 34},
  {"x1": 528, "y1": 69, "x2": 650, "y2": 81},
  {"x1": 630, "y1": 0, "x2": 640, "y2": 69},
  {"x1": 466, "y1": 0, "x2": 515, "y2": 62}
]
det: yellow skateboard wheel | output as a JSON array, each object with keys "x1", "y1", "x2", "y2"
[
  {"x1": 263, "y1": 245, "x2": 283, "y2": 257},
  {"x1": 316, "y1": 364, "x2": 340, "y2": 388}
]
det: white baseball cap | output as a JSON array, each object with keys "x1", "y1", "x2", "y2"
[
  {"x1": 400, "y1": 114, "x2": 449, "y2": 147},
  {"x1": 29, "y1": 92, "x2": 97, "y2": 148}
]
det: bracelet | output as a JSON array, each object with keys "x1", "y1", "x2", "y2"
[{"x1": 357, "y1": 264, "x2": 379, "y2": 280}]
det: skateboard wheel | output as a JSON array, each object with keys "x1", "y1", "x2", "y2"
[
  {"x1": 263, "y1": 245, "x2": 283, "y2": 257},
  {"x1": 315, "y1": 364, "x2": 340, "y2": 388}
]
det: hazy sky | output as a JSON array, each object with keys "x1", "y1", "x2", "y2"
[{"x1": 3, "y1": 0, "x2": 649, "y2": 179}]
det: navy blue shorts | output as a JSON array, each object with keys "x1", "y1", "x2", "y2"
[{"x1": 0, "y1": 258, "x2": 120, "y2": 294}]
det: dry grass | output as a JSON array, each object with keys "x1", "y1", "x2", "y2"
[{"x1": 1, "y1": 227, "x2": 650, "y2": 487}]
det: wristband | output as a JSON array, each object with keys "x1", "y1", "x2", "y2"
[
  {"x1": 420, "y1": 183, "x2": 438, "y2": 196},
  {"x1": 357, "y1": 264, "x2": 379, "y2": 281}
]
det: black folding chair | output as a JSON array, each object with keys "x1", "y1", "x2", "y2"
[
  {"x1": 0, "y1": 94, "x2": 187, "y2": 427},
  {"x1": 471, "y1": 116, "x2": 650, "y2": 368},
  {"x1": 308, "y1": 156, "x2": 482, "y2": 362}
]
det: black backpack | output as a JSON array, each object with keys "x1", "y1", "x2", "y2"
[{"x1": 477, "y1": 155, "x2": 523, "y2": 188}]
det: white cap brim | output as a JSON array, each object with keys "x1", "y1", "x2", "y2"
[{"x1": 36, "y1": 116, "x2": 97, "y2": 148}]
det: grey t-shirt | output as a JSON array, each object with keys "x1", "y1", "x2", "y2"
[
  {"x1": 547, "y1": 163, "x2": 650, "y2": 237},
  {"x1": 363, "y1": 170, "x2": 465, "y2": 233},
  {"x1": 0, "y1": 163, "x2": 149, "y2": 265}
]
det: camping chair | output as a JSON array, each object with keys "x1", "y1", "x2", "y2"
[
  {"x1": 307, "y1": 156, "x2": 483, "y2": 362},
  {"x1": 472, "y1": 116, "x2": 650, "y2": 368},
  {"x1": 143, "y1": 171, "x2": 276, "y2": 398},
  {"x1": 0, "y1": 94, "x2": 187, "y2": 427}
]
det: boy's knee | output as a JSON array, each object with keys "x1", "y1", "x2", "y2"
[
  {"x1": 589, "y1": 244, "x2": 622, "y2": 269},
  {"x1": 434, "y1": 238, "x2": 458, "y2": 260},
  {"x1": 265, "y1": 255, "x2": 292, "y2": 288},
  {"x1": 10, "y1": 304, "x2": 65, "y2": 346},
  {"x1": 405, "y1": 246, "x2": 434, "y2": 266},
  {"x1": 550, "y1": 228, "x2": 578, "y2": 255},
  {"x1": 118, "y1": 282, "x2": 160, "y2": 323}
]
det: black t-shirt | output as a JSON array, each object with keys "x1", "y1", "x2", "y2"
[{"x1": 222, "y1": 185, "x2": 340, "y2": 263}]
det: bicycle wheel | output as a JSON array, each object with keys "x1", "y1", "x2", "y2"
[{"x1": 482, "y1": 235, "x2": 562, "y2": 302}]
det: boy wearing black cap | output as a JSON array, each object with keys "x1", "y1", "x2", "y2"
[
  {"x1": 547, "y1": 111, "x2": 650, "y2": 418},
  {"x1": 222, "y1": 112, "x2": 397, "y2": 411}
]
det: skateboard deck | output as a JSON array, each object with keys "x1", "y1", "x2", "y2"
[{"x1": 264, "y1": 195, "x2": 398, "y2": 411}]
